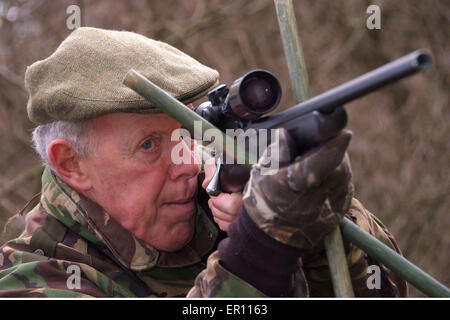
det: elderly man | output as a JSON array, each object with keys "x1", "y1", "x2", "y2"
[{"x1": 0, "y1": 27, "x2": 406, "y2": 297}]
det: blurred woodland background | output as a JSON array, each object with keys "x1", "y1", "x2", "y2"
[{"x1": 0, "y1": 0, "x2": 448, "y2": 297}]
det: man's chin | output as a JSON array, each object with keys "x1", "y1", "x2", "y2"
[{"x1": 152, "y1": 224, "x2": 195, "y2": 252}]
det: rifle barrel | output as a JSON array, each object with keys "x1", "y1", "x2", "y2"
[{"x1": 252, "y1": 49, "x2": 432, "y2": 130}]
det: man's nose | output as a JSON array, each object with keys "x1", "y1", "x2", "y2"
[{"x1": 167, "y1": 139, "x2": 201, "y2": 181}]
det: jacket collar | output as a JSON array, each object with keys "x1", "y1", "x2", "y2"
[{"x1": 40, "y1": 167, "x2": 218, "y2": 271}]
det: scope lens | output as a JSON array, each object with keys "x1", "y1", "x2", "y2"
[{"x1": 240, "y1": 75, "x2": 279, "y2": 113}]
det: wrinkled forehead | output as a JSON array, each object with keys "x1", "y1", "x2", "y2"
[{"x1": 92, "y1": 112, "x2": 181, "y2": 140}]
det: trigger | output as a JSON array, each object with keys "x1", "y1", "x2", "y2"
[{"x1": 206, "y1": 160, "x2": 222, "y2": 196}]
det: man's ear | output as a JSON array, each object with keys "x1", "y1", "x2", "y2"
[{"x1": 47, "y1": 139, "x2": 92, "y2": 191}]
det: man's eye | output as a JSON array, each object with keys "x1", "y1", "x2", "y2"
[{"x1": 141, "y1": 139, "x2": 154, "y2": 150}]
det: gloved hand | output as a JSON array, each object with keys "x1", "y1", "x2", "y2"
[{"x1": 242, "y1": 128, "x2": 354, "y2": 251}]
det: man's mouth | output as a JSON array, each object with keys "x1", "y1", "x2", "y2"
[{"x1": 165, "y1": 196, "x2": 196, "y2": 215}]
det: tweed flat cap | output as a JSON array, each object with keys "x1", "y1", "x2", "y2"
[{"x1": 25, "y1": 27, "x2": 219, "y2": 124}]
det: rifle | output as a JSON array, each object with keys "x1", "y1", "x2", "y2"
[
  {"x1": 122, "y1": 50, "x2": 450, "y2": 297},
  {"x1": 190, "y1": 49, "x2": 432, "y2": 195}
]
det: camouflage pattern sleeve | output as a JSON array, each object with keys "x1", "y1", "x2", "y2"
[
  {"x1": 0, "y1": 233, "x2": 148, "y2": 297},
  {"x1": 0, "y1": 241, "x2": 102, "y2": 297},
  {"x1": 187, "y1": 251, "x2": 266, "y2": 298},
  {"x1": 301, "y1": 198, "x2": 408, "y2": 297}
]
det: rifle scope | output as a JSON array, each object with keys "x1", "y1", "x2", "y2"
[
  {"x1": 228, "y1": 70, "x2": 281, "y2": 119},
  {"x1": 195, "y1": 70, "x2": 282, "y2": 129}
]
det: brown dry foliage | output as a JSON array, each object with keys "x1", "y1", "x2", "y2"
[{"x1": 0, "y1": 0, "x2": 448, "y2": 297}]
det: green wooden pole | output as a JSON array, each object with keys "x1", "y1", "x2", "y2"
[
  {"x1": 341, "y1": 218, "x2": 450, "y2": 297},
  {"x1": 274, "y1": 0, "x2": 355, "y2": 297},
  {"x1": 274, "y1": 0, "x2": 310, "y2": 103}
]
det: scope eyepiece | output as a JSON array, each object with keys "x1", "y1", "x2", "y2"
[{"x1": 228, "y1": 70, "x2": 281, "y2": 120}]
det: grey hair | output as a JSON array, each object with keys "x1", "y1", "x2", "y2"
[{"x1": 31, "y1": 119, "x2": 96, "y2": 168}]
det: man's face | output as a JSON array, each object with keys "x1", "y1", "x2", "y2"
[{"x1": 80, "y1": 112, "x2": 200, "y2": 252}]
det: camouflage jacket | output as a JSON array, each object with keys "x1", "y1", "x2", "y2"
[{"x1": 0, "y1": 167, "x2": 407, "y2": 297}]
